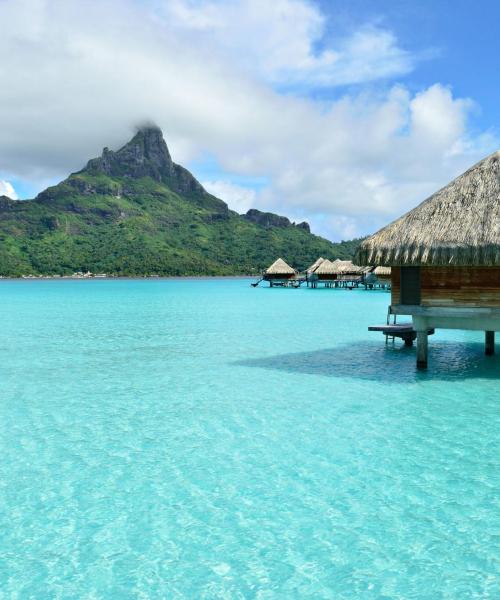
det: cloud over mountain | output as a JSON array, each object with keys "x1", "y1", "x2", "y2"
[
  {"x1": 0, "y1": 0, "x2": 496, "y2": 239},
  {"x1": 0, "y1": 181, "x2": 17, "y2": 200}
]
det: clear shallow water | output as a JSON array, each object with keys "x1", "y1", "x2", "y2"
[{"x1": 0, "y1": 279, "x2": 499, "y2": 599}]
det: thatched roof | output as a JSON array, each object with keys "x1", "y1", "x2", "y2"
[
  {"x1": 333, "y1": 259, "x2": 363, "y2": 275},
  {"x1": 359, "y1": 266, "x2": 373, "y2": 274},
  {"x1": 264, "y1": 258, "x2": 295, "y2": 275},
  {"x1": 313, "y1": 259, "x2": 361, "y2": 275},
  {"x1": 313, "y1": 259, "x2": 337, "y2": 275},
  {"x1": 307, "y1": 257, "x2": 325, "y2": 273},
  {"x1": 374, "y1": 266, "x2": 391, "y2": 276},
  {"x1": 357, "y1": 151, "x2": 500, "y2": 266}
]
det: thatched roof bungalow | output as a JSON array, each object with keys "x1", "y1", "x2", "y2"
[
  {"x1": 306, "y1": 257, "x2": 325, "y2": 274},
  {"x1": 334, "y1": 260, "x2": 363, "y2": 276},
  {"x1": 263, "y1": 258, "x2": 297, "y2": 286},
  {"x1": 313, "y1": 259, "x2": 336, "y2": 278},
  {"x1": 357, "y1": 150, "x2": 500, "y2": 366},
  {"x1": 364, "y1": 266, "x2": 392, "y2": 287},
  {"x1": 312, "y1": 259, "x2": 360, "y2": 278},
  {"x1": 307, "y1": 258, "x2": 363, "y2": 287},
  {"x1": 264, "y1": 258, "x2": 295, "y2": 277},
  {"x1": 374, "y1": 266, "x2": 391, "y2": 277},
  {"x1": 374, "y1": 266, "x2": 391, "y2": 283}
]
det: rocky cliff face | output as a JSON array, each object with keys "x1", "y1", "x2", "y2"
[
  {"x1": 0, "y1": 195, "x2": 17, "y2": 209},
  {"x1": 85, "y1": 126, "x2": 172, "y2": 179},
  {"x1": 83, "y1": 126, "x2": 211, "y2": 199},
  {"x1": 244, "y1": 208, "x2": 310, "y2": 232}
]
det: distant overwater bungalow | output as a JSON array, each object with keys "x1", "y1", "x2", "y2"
[
  {"x1": 255, "y1": 257, "x2": 390, "y2": 289},
  {"x1": 364, "y1": 266, "x2": 392, "y2": 289},
  {"x1": 306, "y1": 257, "x2": 325, "y2": 277},
  {"x1": 358, "y1": 150, "x2": 500, "y2": 368},
  {"x1": 308, "y1": 259, "x2": 363, "y2": 288},
  {"x1": 260, "y1": 258, "x2": 304, "y2": 287}
]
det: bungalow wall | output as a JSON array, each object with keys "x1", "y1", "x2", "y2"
[
  {"x1": 391, "y1": 268, "x2": 400, "y2": 304},
  {"x1": 391, "y1": 266, "x2": 500, "y2": 308},
  {"x1": 316, "y1": 274, "x2": 338, "y2": 281},
  {"x1": 264, "y1": 273, "x2": 295, "y2": 281}
]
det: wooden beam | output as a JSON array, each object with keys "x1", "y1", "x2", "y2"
[{"x1": 485, "y1": 331, "x2": 495, "y2": 356}]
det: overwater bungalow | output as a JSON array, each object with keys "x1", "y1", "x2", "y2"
[
  {"x1": 364, "y1": 266, "x2": 392, "y2": 289},
  {"x1": 308, "y1": 259, "x2": 336, "y2": 287},
  {"x1": 305, "y1": 257, "x2": 325, "y2": 286},
  {"x1": 374, "y1": 266, "x2": 391, "y2": 284},
  {"x1": 357, "y1": 151, "x2": 500, "y2": 367},
  {"x1": 331, "y1": 259, "x2": 364, "y2": 287},
  {"x1": 309, "y1": 259, "x2": 363, "y2": 288},
  {"x1": 307, "y1": 257, "x2": 325, "y2": 274},
  {"x1": 262, "y1": 258, "x2": 300, "y2": 287}
]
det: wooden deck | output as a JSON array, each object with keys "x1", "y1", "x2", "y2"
[{"x1": 368, "y1": 323, "x2": 435, "y2": 346}]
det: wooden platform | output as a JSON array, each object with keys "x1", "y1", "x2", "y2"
[{"x1": 368, "y1": 323, "x2": 435, "y2": 346}]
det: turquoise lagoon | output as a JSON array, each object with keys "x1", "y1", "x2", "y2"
[{"x1": 1, "y1": 278, "x2": 499, "y2": 599}]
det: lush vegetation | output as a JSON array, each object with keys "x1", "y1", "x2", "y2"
[{"x1": 0, "y1": 143, "x2": 362, "y2": 277}]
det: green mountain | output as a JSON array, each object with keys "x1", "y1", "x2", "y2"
[{"x1": 0, "y1": 127, "x2": 360, "y2": 276}]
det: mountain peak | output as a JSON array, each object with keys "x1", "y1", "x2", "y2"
[
  {"x1": 80, "y1": 125, "x2": 210, "y2": 198},
  {"x1": 0, "y1": 126, "x2": 355, "y2": 276},
  {"x1": 84, "y1": 125, "x2": 173, "y2": 180},
  {"x1": 134, "y1": 124, "x2": 163, "y2": 135},
  {"x1": 129, "y1": 125, "x2": 172, "y2": 161}
]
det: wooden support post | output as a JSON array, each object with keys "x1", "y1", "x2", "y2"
[
  {"x1": 485, "y1": 331, "x2": 495, "y2": 355},
  {"x1": 416, "y1": 330, "x2": 428, "y2": 368},
  {"x1": 404, "y1": 334, "x2": 414, "y2": 347}
]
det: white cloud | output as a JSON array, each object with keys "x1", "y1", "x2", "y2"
[
  {"x1": 246, "y1": 83, "x2": 496, "y2": 236},
  {"x1": 0, "y1": 181, "x2": 18, "y2": 200},
  {"x1": 0, "y1": 0, "x2": 496, "y2": 240},
  {"x1": 202, "y1": 180, "x2": 257, "y2": 214},
  {"x1": 161, "y1": 1, "x2": 414, "y2": 86}
]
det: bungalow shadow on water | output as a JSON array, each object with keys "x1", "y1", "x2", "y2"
[{"x1": 235, "y1": 340, "x2": 500, "y2": 384}]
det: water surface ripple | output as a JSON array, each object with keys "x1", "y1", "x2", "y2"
[{"x1": 0, "y1": 280, "x2": 499, "y2": 598}]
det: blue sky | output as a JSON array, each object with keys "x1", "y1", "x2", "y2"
[
  {"x1": 325, "y1": 0, "x2": 499, "y2": 122},
  {"x1": 310, "y1": 0, "x2": 500, "y2": 137},
  {"x1": 0, "y1": 0, "x2": 498, "y2": 240}
]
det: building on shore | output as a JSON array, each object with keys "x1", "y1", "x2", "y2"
[{"x1": 357, "y1": 150, "x2": 500, "y2": 367}]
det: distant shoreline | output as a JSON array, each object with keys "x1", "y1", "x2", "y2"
[{"x1": 0, "y1": 275, "x2": 256, "y2": 281}]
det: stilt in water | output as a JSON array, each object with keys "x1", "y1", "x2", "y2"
[
  {"x1": 416, "y1": 330, "x2": 428, "y2": 368},
  {"x1": 485, "y1": 331, "x2": 495, "y2": 355}
]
